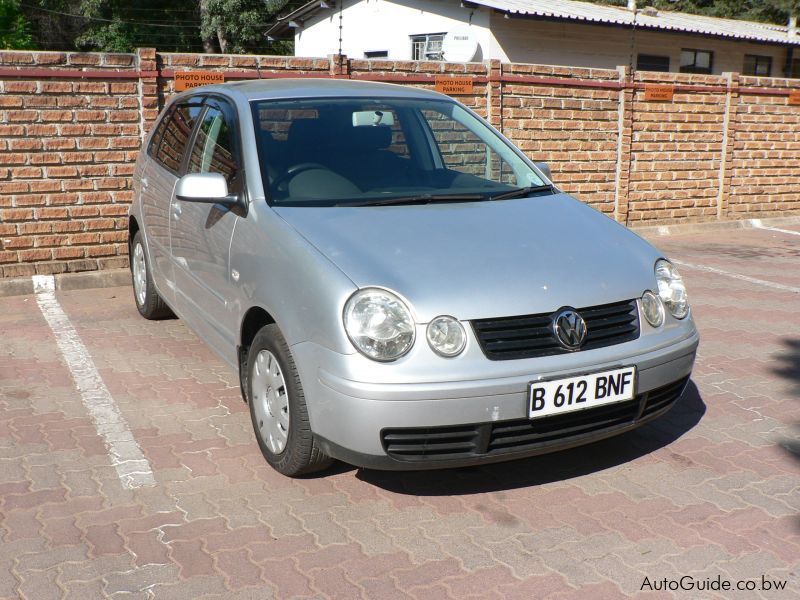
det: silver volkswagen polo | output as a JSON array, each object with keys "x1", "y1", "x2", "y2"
[{"x1": 129, "y1": 79, "x2": 698, "y2": 476}]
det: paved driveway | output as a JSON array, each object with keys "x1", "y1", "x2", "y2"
[{"x1": 1, "y1": 225, "x2": 798, "y2": 599}]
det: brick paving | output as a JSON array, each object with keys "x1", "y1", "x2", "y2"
[{"x1": 0, "y1": 227, "x2": 798, "y2": 599}]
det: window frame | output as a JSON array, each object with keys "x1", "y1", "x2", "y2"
[
  {"x1": 792, "y1": 58, "x2": 800, "y2": 79},
  {"x1": 636, "y1": 54, "x2": 670, "y2": 73},
  {"x1": 743, "y1": 54, "x2": 772, "y2": 77},
  {"x1": 410, "y1": 33, "x2": 445, "y2": 61},
  {"x1": 679, "y1": 48, "x2": 714, "y2": 74}
]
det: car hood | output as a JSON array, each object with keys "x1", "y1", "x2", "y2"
[{"x1": 274, "y1": 194, "x2": 662, "y2": 322}]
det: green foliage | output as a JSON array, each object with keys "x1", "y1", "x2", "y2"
[
  {"x1": 15, "y1": 0, "x2": 295, "y2": 53},
  {"x1": 201, "y1": 0, "x2": 284, "y2": 53},
  {"x1": 75, "y1": 1, "x2": 205, "y2": 52},
  {"x1": 0, "y1": 0, "x2": 36, "y2": 49}
]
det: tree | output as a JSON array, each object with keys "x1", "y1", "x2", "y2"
[
  {"x1": 0, "y1": 0, "x2": 36, "y2": 49},
  {"x1": 75, "y1": 1, "x2": 205, "y2": 52},
  {"x1": 199, "y1": 0, "x2": 288, "y2": 54},
  {"x1": 10, "y1": 0, "x2": 295, "y2": 53}
]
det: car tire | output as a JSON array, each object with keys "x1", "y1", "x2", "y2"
[
  {"x1": 246, "y1": 324, "x2": 333, "y2": 476},
  {"x1": 130, "y1": 231, "x2": 172, "y2": 320}
]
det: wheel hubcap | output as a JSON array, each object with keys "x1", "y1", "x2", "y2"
[
  {"x1": 251, "y1": 350, "x2": 290, "y2": 454},
  {"x1": 132, "y1": 242, "x2": 147, "y2": 307}
]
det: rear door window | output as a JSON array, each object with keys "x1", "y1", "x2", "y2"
[
  {"x1": 147, "y1": 106, "x2": 173, "y2": 159},
  {"x1": 154, "y1": 102, "x2": 204, "y2": 174},
  {"x1": 187, "y1": 104, "x2": 240, "y2": 189}
]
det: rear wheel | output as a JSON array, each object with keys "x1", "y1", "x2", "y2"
[
  {"x1": 130, "y1": 231, "x2": 172, "y2": 320},
  {"x1": 246, "y1": 324, "x2": 332, "y2": 476}
]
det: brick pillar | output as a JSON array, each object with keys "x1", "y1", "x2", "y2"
[
  {"x1": 329, "y1": 54, "x2": 349, "y2": 78},
  {"x1": 615, "y1": 66, "x2": 634, "y2": 224},
  {"x1": 485, "y1": 59, "x2": 502, "y2": 132},
  {"x1": 136, "y1": 48, "x2": 159, "y2": 142},
  {"x1": 717, "y1": 72, "x2": 739, "y2": 219}
]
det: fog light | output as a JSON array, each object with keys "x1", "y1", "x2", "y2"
[
  {"x1": 426, "y1": 316, "x2": 466, "y2": 357},
  {"x1": 641, "y1": 290, "x2": 664, "y2": 328}
]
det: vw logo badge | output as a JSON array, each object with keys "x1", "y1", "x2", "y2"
[{"x1": 553, "y1": 309, "x2": 587, "y2": 350}]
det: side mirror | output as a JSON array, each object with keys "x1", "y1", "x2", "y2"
[
  {"x1": 534, "y1": 162, "x2": 552, "y2": 181},
  {"x1": 175, "y1": 173, "x2": 238, "y2": 205}
]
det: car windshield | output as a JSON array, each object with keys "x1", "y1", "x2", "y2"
[{"x1": 250, "y1": 97, "x2": 549, "y2": 206}]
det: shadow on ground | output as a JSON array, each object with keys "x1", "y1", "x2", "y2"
[
  {"x1": 771, "y1": 337, "x2": 800, "y2": 463},
  {"x1": 355, "y1": 380, "x2": 706, "y2": 495}
]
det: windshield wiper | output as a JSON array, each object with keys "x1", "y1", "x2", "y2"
[
  {"x1": 341, "y1": 193, "x2": 485, "y2": 207},
  {"x1": 489, "y1": 184, "x2": 555, "y2": 201}
]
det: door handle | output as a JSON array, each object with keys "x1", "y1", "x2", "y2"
[{"x1": 172, "y1": 203, "x2": 182, "y2": 219}]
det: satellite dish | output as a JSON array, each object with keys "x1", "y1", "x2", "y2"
[{"x1": 442, "y1": 28, "x2": 479, "y2": 62}]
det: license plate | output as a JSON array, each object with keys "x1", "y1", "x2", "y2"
[{"x1": 528, "y1": 366, "x2": 637, "y2": 419}]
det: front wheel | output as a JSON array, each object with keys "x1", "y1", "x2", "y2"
[{"x1": 246, "y1": 324, "x2": 332, "y2": 476}]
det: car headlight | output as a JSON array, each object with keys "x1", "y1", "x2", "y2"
[
  {"x1": 655, "y1": 259, "x2": 689, "y2": 319},
  {"x1": 344, "y1": 288, "x2": 415, "y2": 361},
  {"x1": 427, "y1": 316, "x2": 466, "y2": 357},
  {"x1": 641, "y1": 290, "x2": 664, "y2": 328}
]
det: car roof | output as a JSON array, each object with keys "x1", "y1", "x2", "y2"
[{"x1": 183, "y1": 78, "x2": 452, "y2": 103}]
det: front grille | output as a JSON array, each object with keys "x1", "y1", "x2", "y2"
[
  {"x1": 488, "y1": 399, "x2": 639, "y2": 452},
  {"x1": 641, "y1": 376, "x2": 689, "y2": 418},
  {"x1": 381, "y1": 424, "x2": 479, "y2": 459},
  {"x1": 380, "y1": 377, "x2": 687, "y2": 461},
  {"x1": 472, "y1": 299, "x2": 640, "y2": 361}
]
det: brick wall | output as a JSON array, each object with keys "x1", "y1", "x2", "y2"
[
  {"x1": 1, "y1": 49, "x2": 799, "y2": 278},
  {"x1": 501, "y1": 63, "x2": 621, "y2": 217},
  {"x1": 729, "y1": 75, "x2": 800, "y2": 216},
  {"x1": 627, "y1": 71, "x2": 728, "y2": 223},
  {"x1": 0, "y1": 51, "x2": 140, "y2": 277}
]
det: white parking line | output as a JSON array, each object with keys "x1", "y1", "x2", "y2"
[
  {"x1": 32, "y1": 275, "x2": 156, "y2": 489},
  {"x1": 672, "y1": 260, "x2": 800, "y2": 294},
  {"x1": 749, "y1": 219, "x2": 800, "y2": 237}
]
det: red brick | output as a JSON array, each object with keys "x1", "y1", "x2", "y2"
[
  {"x1": 68, "y1": 53, "x2": 102, "y2": 66},
  {"x1": 38, "y1": 207, "x2": 69, "y2": 219},
  {"x1": 41, "y1": 81, "x2": 73, "y2": 93},
  {"x1": 34, "y1": 52, "x2": 67, "y2": 65},
  {"x1": 26, "y1": 124, "x2": 58, "y2": 136},
  {"x1": 1, "y1": 209, "x2": 35, "y2": 221},
  {"x1": 18, "y1": 248, "x2": 53, "y2": 262},
  {"x1": 3, "y1": 81, "x2": 37, "y2": 93},
  {"x1": 53, "y1": 247, "x2": 85, "y2": 260},
  {"x1": 6, "y1": 110, "x2": 39, "y2": 122},
  {"x1": 41, "y1": 110, "x2": 73, "y2": 122},
  {"x1": 0, "y1": 96, "x2": 23, "y2": 107}
]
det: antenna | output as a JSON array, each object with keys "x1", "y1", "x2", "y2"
[
  {"x1": 338, "y1": 1, "x2": 343, "y2": 57},
  {"x1": 628, "y1": 7, "x2": 638, "y2": 79}
]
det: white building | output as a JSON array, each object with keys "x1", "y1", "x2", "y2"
[{"x1": 267, "y1": 0, "x2": 800, "y2": 77}]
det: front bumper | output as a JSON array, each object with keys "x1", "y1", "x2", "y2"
[{"x1": 293, "y1": 327, "x2": 699, "y2": 470}]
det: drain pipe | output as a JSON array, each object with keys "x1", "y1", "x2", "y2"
[{"x1": 785, "y1": 15, "x2": 797, "y2": 77}]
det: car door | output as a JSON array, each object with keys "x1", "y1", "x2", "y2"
[
  {"x1": 169, "y1": 97, "x2": 243, "y2": 355},
  {"x1": 140, "y1": 100, "x2": 204, "y2": 302}
]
